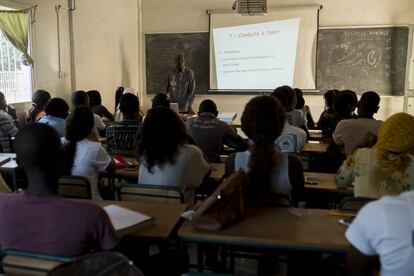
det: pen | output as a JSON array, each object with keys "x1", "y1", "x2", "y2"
[{"x1": 328, "y1": 211, "x2": 356, "y2": 217}]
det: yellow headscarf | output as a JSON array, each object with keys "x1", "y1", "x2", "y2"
[{"x1": 375, "y1": 112, "x2": 414, "y2": 195}]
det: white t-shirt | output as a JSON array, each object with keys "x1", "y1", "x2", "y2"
[
  {"x1": 285, "y1": 109, "x2": 306, "y2": 129},
  {"x1": 333, "y1": 118, "x2": 382, "y2": 155},
  {"x1": 71, "y1": 139, "x2": 112, "y2": 200},
  {"x1": 138, "y1": 144, "x2": 210, "y2": 204},
  {"x1": 276, "y1": 121, "x2": 307, "y2": 153},
  {"x1": 234, "y1": 150, "x2": 291, "y2": 196},
  {"x1": 94, "y1": 114, "x2": 106, "y2": 136},
  {"x1": 346, "y1": 190, "x2": 414, "y2": 276}
]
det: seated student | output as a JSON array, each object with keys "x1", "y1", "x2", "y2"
[
  {"x1": 0, "y1": 92, "x2": 18, "y2": 153},
  {"x1": 186, "y1": 99, "x2": 248, "y2": 162},
  {"x1": 336, "y1": 113, "x2": 414, "y2": 198},
  {"x1": 346, "y1": 189, "x2": 414, "y2": 276},
  {"x1": 106, "y1": 93, "x2": 141, "y2": 153},
  {"x1": 317, "y1": 89, "x2": 339, "y2": 134},
  {"x1": 271, "y1": 91, "x2": 307, "y2": 153},
  {"x1": 63, "y1": 106, "x2": 115, "y2": 200},
  {"x1": 114, "y1": 87, "x2": 139, "y2": 121},
  {"x1": 152, "y1": 93, "x2": 170, "y2": 109},
  {"x1": 137, "y1": 107, "x2": 210, "y2": 205},
  {"x1": 225, "y1": 96, "x2": 304, "y2": 204},
  {"x1": 333, "y1": 91, "x2": 383, "y2": 155},
  {"x1": 272, "y1": 86, "x2": 307, "y2": 132},
  {"x1": 26, "y1": 89, "x2": 51, "y2": 123},
  {"x1": 0, "y1": 123, "x2": 118, "y2": 256},
  {"x1": 319, "y1": 90, "x2": 358, "y2": 137},
  {"x1": 38, "y1": 98, "x2": 69, "y2": 137},
  {"x1": 294, "y1": 88, "x2": 315, "y2": 129},
  {"x1": 72, "y1": 90, "x2": 106, "y2": 137},
  {"x1": 88, "y1": 90, "x2": 115, "y2": 122},
  {"x1": 114, "y1": 86, "x2": 124, "y2": 115}
]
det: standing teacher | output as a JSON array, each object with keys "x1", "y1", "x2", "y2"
[{"x1": 164, "y1": 54, "x2": 195, "y2": 114}]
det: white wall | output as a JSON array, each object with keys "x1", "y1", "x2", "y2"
[
  {"x1": 141, "y1": 0, "x2": 414, "y2": 122},
  {"x1": 0, "y1": 0, "x2": 139, "y2": 113},
  {"x1": 1, "y1": 0, "x2": 412, "y2": 121},
  {"x1": 73, "y1": 0, "x2": 139, "y2": 111}
]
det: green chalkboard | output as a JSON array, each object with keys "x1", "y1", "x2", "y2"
[
  {"x1": 317, "y1": 27, "x2": 409, "y2": 95},
  {"x1": 145, "y1": 32, "x2": 209, "y2": 94}
]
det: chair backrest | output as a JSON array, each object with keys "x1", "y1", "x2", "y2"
[
  {"x1": 47, "y1": 252, "x2": 144, "y2": 276},
  {"x1": 0, "y1": 249, "x2": 71, "y2": 276},
  {"x1": 118, "y1": 183, "x2": 184, "y2": 203},
  {"x1": 337, "y1": 196, "x2": 374, "y2": 212},
  {"x1": 58, "y1": 175, "x2": 92, "y2": 199}
]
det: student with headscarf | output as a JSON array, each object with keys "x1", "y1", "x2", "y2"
[{"x1": 336, "y1": 112, "x2": 414, "y2": 198}]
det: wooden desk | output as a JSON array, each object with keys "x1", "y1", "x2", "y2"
[
  {"x1": 179, "y1": 208, "x2": 350, "y2": 253},
  {"x1": 210, "y1": 162, "x2": 225, "y2": 181},
  {"x1": 109, "y1": 162, "x2": 225, "y2": 183},
  {"x1": 308, "y1": 130, "x2": 323, "y2": 141},
  {"x1": 93, "y1": 200, "x2": 187, "y2": 241},
  {"x1": 303, "y1": 142, "x2": 329, "y2": 153},
  {"x1": 113, "y1": 167, "x2": 138, "y2": 180},
  {"x1": 304, "y1": 172, "x2": 353, "y2": 194}
]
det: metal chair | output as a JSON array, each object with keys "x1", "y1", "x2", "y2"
[
  {"x1": 337, "y1": 196, "x2": 374, "y2": 212},
  {"x1": 57, "y1": 175, "x2": 92, "y2": 199},
  {"x1": 47, "y1": 252, "x2": 144, "y2": 276},
  {"x1": 118, "y1": 183, "x2": 185, "y2": 203}
]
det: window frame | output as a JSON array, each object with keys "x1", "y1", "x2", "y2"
[{"x1": 0, "y1": 0, "x2": 35, "y2": 104}]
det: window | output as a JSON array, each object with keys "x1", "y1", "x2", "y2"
[{"x1": 0, "y1": 5, "x2": 32, "y2": 104}]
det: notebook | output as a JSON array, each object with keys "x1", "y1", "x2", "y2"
[
  {"x1": 217, "y1": 112, "x2": 237, "y2": 124},
  {"x1": 170, "y1": 103, "x2": 179, "y2": 114},
  {"x1": 103, "y1": 204, "x2": 154, "y2": 231},
  {"x1": 0, "y1": 156, "x2": 11, "y2": 166}
]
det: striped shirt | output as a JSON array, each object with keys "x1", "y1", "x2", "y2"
[
  {"x1": 106, "y1": 120, "x2": 140, "y2": 152},
  {"x1": 0, "y1": 110, "x2": 18, "y2": 152}
]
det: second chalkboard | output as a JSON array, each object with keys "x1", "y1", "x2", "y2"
[{"x1": 317, "y1": 27, "x2": 408, "y2": 95}]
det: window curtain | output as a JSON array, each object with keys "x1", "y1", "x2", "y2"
[{"x1": 0, "y1": 11, "x2": 32, "y2": 66}]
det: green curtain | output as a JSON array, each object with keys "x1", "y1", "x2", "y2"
[{"x1": 0, "y1": 11, "x2": 32, "y2": 66}]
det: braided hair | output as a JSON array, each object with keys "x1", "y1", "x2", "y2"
[{"x1": 241, "y1": 95, "x2": 285, "y2": 198}]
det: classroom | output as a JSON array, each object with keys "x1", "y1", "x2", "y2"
[{"x1": 0, "y1": 0, "x2": 413, "y2": 275}]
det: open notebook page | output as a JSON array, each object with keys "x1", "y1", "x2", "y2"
[{"x1": 103, "y1": 204, "x2": 153, "y2": 231}]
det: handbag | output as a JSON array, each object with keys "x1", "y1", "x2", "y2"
[{"x1": 191, "y1": 170, "x2": 248, "y2": 231}]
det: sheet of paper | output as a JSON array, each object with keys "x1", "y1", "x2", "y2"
[
  {"x1": 103, "y1": 204, "x2": 152, "y2": 231},
  {"x1": 217, "y1": 112, "x2": 237, "y2": 123}
]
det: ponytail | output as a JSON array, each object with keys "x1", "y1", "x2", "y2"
[
  {"x1": 62, "y1": 141, "x2": 77, "y2": 174},
  {"x1": 248, "y1": 141, "x2": 281, "y2": 199},
  {"x1": 62, "y1": 106, "x2": 95, "y2": 175}
]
